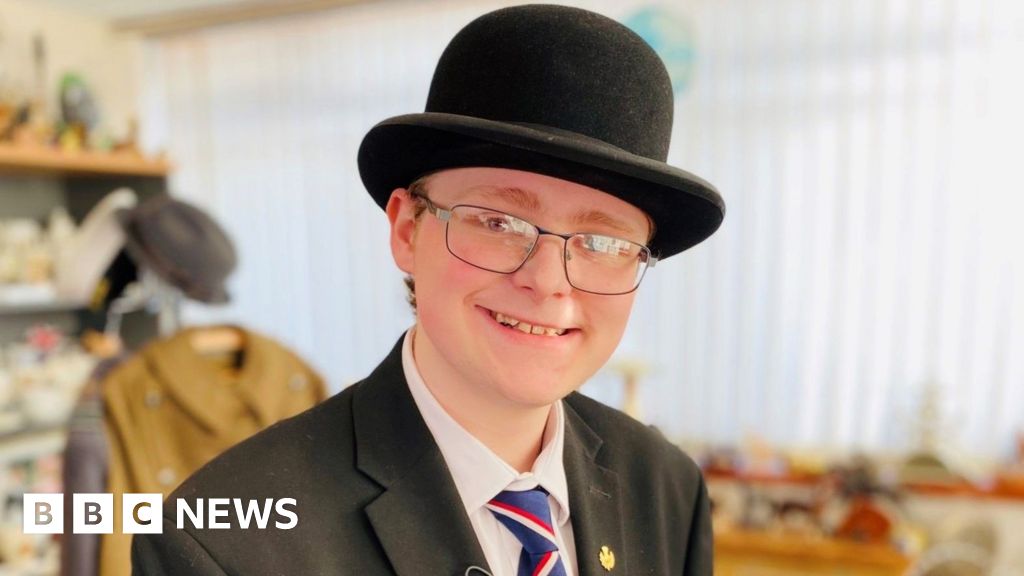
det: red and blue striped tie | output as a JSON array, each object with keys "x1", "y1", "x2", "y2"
[{"x1": 486, "y1": 488, "x2": 568, "y2": 576}]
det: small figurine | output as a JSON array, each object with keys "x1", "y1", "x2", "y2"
[{"x1": 59, "y1": 72, "x2": 99, "y2": 150}]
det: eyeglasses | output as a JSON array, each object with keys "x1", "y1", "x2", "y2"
[{"x1": 414, "y1": 194, "x2": 657, "y2": 295}]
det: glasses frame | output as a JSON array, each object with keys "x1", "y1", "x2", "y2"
[{"x1": 414, "y1": 193, "x2": 657, "y2": 295}]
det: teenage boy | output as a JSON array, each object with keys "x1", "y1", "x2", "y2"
[{"x1": 132, "y1": 4, "x2": 724, "y2": 575}]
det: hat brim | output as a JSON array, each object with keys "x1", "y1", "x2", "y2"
[{"x1": 358, "y1": 112, "x2": 725, "y2": 259}]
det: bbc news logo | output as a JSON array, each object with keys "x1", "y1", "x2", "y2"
[{"x1": 23, "y1": 494, "x2": 298, "y2": 534}]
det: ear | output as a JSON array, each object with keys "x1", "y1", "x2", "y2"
[{"x1": 386, "y1": 188, "x2": 417, "y2": 275}]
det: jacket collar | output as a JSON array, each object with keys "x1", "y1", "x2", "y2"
[
  {"x1": 353, "y1": 334, "x2": 626, "y2": 576},
  {"x1": 146, "y1": 325, "x2": 303, "y2": 433}
]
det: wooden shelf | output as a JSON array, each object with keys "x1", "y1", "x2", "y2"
[
  {"x1": 0, "y1": 143, "x2": 171, "y2": 177},
  {"x1": 715, "y1": 528, "x2": 913, "y2": 576},
  {"x1": 707, "y1": 468, "x2": 820, "y2": 487},
  {"x1": 716, "y1": 528, "x2": 912, "y2": 568},
  {"x1": 706, "y1": 468, "x2": 1024, "y2": 502}
]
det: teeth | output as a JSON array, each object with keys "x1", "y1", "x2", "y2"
[
  {"x1": 495, "y1": 313, "x2": 519, "y2": 327},
  {"x1": 491, "y1": 311, "x2": 567, "y2": 337}
]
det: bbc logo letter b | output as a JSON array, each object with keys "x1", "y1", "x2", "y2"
[
  {"x1": 74, "y1": 494, "x2": 113, "y2": 534},
  {"x1": 24, "y1": 494, "x2": 63, "y2": 534}
]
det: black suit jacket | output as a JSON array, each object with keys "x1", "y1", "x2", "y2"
[{"x1": 132, "y1": 335, "x2": 712, "y2": 575}]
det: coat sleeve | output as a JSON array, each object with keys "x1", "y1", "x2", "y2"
[
  {"x1": 131, "y1": 518, "x2": 230, "y2": 576},
  {"x1": 61, "y1": 385, "x2": 108, "y2": 576},
  {"x1": 683, "y1": 472, "x2": 714, "y2": 575}
]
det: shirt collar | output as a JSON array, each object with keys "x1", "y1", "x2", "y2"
[{"x1": 401, "y1": 327, "x2": 570, "y2": 525}]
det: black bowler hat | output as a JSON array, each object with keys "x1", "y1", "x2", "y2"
[
  {"x1": 118, "y1": 195, "x2": 237, "y2": 304},
  {"x1": 358, "y1": 4, "x2": 724, "y2": 259}
]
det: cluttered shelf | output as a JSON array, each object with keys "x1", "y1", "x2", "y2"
[
  {"x1": 0, "y1": 424, "x2": 66, "y2": 465},
  {"x1": 699, "y1": 432, "x2": 1024, "y2": 575},
  {"x1": 705, "y1": 468, "x2": 1024, "y2": 502},
  {"x1": 0, "y1": 143, "x2": 170, "y2": 177},
  {"x1": 0, "y1": 299, "x2": 85, "y2": 316}
]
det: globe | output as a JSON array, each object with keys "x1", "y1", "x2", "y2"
[{"x1": 623, "y1": 6, "x2": 697, "y2": 96}]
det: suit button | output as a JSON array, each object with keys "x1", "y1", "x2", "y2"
[
  {"x1": 157, "y1": 467, "x2": 176, "y2": 486},
  {"x1": 145, "y1": 391, "x2": 163, "y2": 408},
  {"x1": 289, "y1": 373, "x2": 308, "y2": 392}
]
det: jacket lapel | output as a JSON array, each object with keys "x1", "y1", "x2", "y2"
[
  {"x1": 563, "y1": 397, "x2": 627, "y2": 576},
  {"x1": 353, "y1": 334, "x2": 491, "y2": 576}
]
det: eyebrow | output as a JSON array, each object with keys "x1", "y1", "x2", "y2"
[
  {"x1": 571, "y1": 209, "x2": 640, "y2": 237},
  {"x1": 473, "y1": 186, "x2": 541, "y2": 212},
  {"x1": 469, "y1": 186, "x2": 641, "y2": 238}
]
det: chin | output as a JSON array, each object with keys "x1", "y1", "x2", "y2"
[{"x1": 492, "y1": 371, "x2": 582, "y2": 407}]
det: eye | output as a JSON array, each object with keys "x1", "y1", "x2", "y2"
[
  {"x1": 583, "y1": 235, "x2": 632, "y2": 256},
  {"x1": 483, "y1": 216, "x2": 511, "y2": 232}
]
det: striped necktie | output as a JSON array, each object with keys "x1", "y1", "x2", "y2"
[{"x1": 486, "y1": 487, "x2": 568, "y2": 576}]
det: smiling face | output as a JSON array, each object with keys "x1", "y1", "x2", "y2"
[{"x1": 386, "y1": 167, "x2": 652, "y2": 413}]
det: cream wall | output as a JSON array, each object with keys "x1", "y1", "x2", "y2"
[{"x1": 0, "y1": 0, "x2": 142, "y2": 141}]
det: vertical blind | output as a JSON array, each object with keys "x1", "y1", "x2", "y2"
[{"x1": 141, "y1": 0, "x2": 1023, "y2": 458}]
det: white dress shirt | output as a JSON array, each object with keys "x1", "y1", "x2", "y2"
[{"x1": 402, "y1": 328, "x2": 578, "y2": 576}]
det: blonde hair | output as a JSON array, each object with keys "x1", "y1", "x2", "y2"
[{"x1": 402, "y1": 175, "x2": 432, "y2": 313}]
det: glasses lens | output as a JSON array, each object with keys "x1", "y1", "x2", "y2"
[
  {"x1": 446, "y1": 206, "x2": 537, "y2": 272},
  {"x1": 566, "y1": 234, "x2": 648, "y2": 294}
]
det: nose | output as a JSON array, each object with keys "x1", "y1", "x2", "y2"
[{"x1": 510, "y1": 234, "x2": 572, "y2": 299}]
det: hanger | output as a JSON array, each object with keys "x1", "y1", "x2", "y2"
[
  {"x1": 188, "y1": 325, "x2": 244, "y2": 356},
  {"x1": 188, "y1": 325, "x2": 246, "y2": 380}
]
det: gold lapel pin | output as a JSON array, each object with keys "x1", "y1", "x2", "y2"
[{"x1": 599, "y1": 546, "x2": 615, "y2": 571}]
